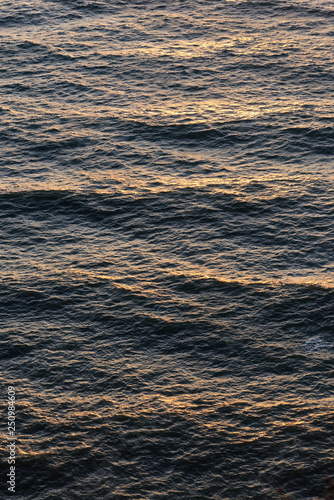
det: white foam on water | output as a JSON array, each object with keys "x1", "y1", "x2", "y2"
[{"x1": 304, "y1": 335, "x2": 334, "y2": 353}]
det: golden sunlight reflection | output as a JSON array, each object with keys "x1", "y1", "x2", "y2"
[
  {"x1": 68, "y1": 263, "x2": 334, "y2": 295},
  {"x1": 14, "y1": 390, "x2": 325, "y2": 437},
  {"x1": 114, "y1": 98, "x2": 315, "y2": 125},
  {"x1": 2, "y1": 1, "x2": 334, "y2": 497},
  {"x1": 123, "y1": 38, "x2": 237, "y2": 60}
]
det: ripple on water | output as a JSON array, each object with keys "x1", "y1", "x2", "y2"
[{"x1": 0, "y1": 0, "x2": 333, "y2": 499}]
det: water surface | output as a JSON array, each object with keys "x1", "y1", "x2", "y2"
[{"x1": 0, "y1": 1, "x2": 333, "y2": 498}]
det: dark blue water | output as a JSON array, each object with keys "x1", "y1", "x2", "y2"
[{"x1": 0, "y1": 1, "x2": 333, "y2": 498}]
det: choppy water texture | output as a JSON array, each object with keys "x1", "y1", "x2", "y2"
[{"x1": 0, "y1": 1, "x2": 334, "y2": 498}]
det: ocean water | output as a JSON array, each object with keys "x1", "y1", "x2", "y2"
[{"x1": 0, "y1": 0, "x2": 333, "y2": 498}]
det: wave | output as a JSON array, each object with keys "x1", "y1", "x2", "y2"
[
  {"x1": 0, "y1": 0, "x2": 81, "y2": 27},
  {"x1": 227, "y1": 0, "x2": 334, "y2": 17},
  {"x1": 0, "y1": 0, "x2": 333, "y2": 30},
  {"x1": 0, "y1": 186, "x2": 323, "y2": 219},
  {"x1": 89, "y1": 118, "x2": 334, "y2": 156}
]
